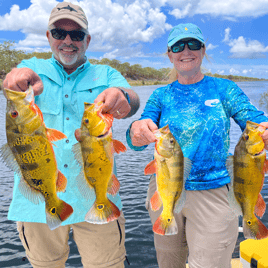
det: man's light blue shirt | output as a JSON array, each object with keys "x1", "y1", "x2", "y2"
[{"x1": 8, "y1": 56, "x2": 130, "y2": 225}]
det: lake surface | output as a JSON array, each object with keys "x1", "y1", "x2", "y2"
[{"x1": 1, "y1": 81, "x2": 268, "y2": 267}]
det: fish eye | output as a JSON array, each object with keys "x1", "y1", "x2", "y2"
[
  {"x1": 50, "y1": 207, "x2": 56, "y2": 215},
  {"x1": 84, "y1": 119, "x2": 89, "y2": 124},
  {"x1": 11, "y1": 111, "x2": 18, "y2": 118},
  {"x1": 243, "y1": 134, "x2": 249, "y2": 141},
  {"x1": 170, "y1": 139, "x2": 174, "y2": 144},
  {"x1": 247, "y1": 220, "x2": 252, "y2": 225}
]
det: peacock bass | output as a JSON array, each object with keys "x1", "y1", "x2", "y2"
[
  {"x1": 0, "y1": 86, "x2": 73, "y2": 230},
  {"x1": 73, "y1": 102, "x2": 126, "y2": 224},
  {"x1": 144, "y1": 125, "x2": 191, "y2": 235}
]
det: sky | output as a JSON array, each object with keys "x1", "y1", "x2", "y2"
[{"x1": 1, "y1": 0, "x2": 268, "y2": 79}]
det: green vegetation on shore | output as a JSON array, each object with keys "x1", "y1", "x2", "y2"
[{"x1": 0, "y1": 41, "x2": 267, "y2": 89}]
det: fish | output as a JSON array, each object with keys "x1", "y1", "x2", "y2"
[
  {"x1": 227, "y1": 120, "x2": 268, "y2": 239},
  {"x1": 72, "y1": 102, "x2": 127, "y2": 224},
  {"x1": 0, "y1": 86, "x2": 73, "y2": 230},
  {"x1": 144, "y1": 125, "x2": 191, "y2": 235}
]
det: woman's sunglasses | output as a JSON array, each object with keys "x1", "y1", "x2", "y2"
[
  {"x1": 50, "y1": 29, "x2": 86, "y2": 42},
  {"x1": 170, "y1": 39, "x2": 204, "y2": 53}
]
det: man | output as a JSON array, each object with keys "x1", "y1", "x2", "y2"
[{"x1": 3, "y1": 2, "x2": 140, "y2": 268}]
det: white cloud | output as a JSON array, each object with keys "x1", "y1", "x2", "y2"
[
  {"x1": 167, "y1": 0, "x2": 268, "y2": 19},
  {"x1": 206, "y1": 43, "x2": 218, "y2": 50},
  {"x1": 217, "y1": 70, "x2": 225, "y2": 74},
  {"x1": 0, "y1": 0, "x2": 171, "y2": 56},
  {"x1": 223, "y1": 28, "x2": 268, "y2": 58}
]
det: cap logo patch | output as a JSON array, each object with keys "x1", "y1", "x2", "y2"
[
  {"x1": 185, "y1": 27, "x2": 188, "y2": 31},
  {"x1": 57, "y1": 5, "x2": 77, "y2": 12}
]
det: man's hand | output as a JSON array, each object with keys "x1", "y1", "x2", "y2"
[
  {"x1": 3, "y1": 68, "x2": 44, "y2": 96},
  {"x1": 260, "y1": 122, "x2": 268, "y2": 150},
  {"x1": 130, "y1": 119, "x2": 158, "y2": 146},
  {"x1": 94, "y1": 87, "x2": 131, "y2": 119}
]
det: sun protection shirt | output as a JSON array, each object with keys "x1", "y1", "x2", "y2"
[
  {"x1": 126, "y1": 76, "x2": 268, "y2": 191},
  {"x1": 8, "y1": 56, "x2": 130, "y2": 224}
]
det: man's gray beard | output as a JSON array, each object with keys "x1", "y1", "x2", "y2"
[{"x1": 58, "y1": 52, "x2": 78, "y2": 66}]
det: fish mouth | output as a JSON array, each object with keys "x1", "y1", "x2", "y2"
[
  {"x1": 97, "y1": 131, "x2": 109, "y2": 138},
  {"x1": 254, "y1": 149, "x2": 265, "y2": 156}
]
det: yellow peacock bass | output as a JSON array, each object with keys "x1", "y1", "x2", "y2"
[
  {"x1": 227, "y1": 121, "x2": 268, "y2": 239},
  {"x1": 144, "y1": 125, "x2": 191, "y2": 235},
  {"x1": 0, "y1": 86, "x2": 73, "y2": 230},
  {"x1": 72, "y1": 102, "x2": 126, "y2": 224}
]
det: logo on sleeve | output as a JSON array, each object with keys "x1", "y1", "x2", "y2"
[{"x1": 205, "y1": 99, "x2": 220, "y2": 107}]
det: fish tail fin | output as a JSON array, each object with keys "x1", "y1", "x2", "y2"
[
  {"x1": 85, "y1": 200, "x2": 120, "y2": 224},
  {"x1": 46, "y1": 200, "x2": 73, "y2": 230},
  {"x1": 243, "y1": 217, "x2": 268, "y2": 239},
  {"x1": 153, "y1": 215, "x2": 178, "y2": 236}
]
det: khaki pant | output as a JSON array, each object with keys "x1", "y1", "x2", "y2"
[
  {"x1": 17, "y1": 212, "x2": 126, "y2": 268},
  {"x1": 146, "y1": 175, "x2": 239, "y2": 268}
]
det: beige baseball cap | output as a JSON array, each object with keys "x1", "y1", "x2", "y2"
[{"x1": 48, "y1": 2, "x2": 88, "y2": 30}]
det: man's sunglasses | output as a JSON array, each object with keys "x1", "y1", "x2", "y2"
[
  {"x1": 50, "y1": 29, "x2": 86, "y2": 42},
  {"x1": 170, "y1": 39, "x2": 204, "y2": 53}
]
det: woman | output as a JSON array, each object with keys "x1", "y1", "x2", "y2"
[{"x1": 126, "y1": 23, "x2": 268, "y2": 268}]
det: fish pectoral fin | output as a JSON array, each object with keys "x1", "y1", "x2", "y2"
[
  {"x1": 0, "y1": 144, "x2": 23, "y2": 178},
  {"x1": 46, "y1": 128, "x2": 67, "y2": 142},
  {"x1": 255, "y1": 193, "x2": 266, "y2": 218},
  {"x1": 144, "y1": 159, "x2": 157, "y2": 175},
  {"x1": 227, "y1": 185, "x2": 242, "y2": 216},
  {"x1": 150, "y1": 191, "x2": 162, "y2": 211},
  {"x1": 72, "y1": 143, "x2": 83, "y2": 166},
  {"x1": 56, "y1": 170, "x2": 68, "y2": 192},
  {"x1": 112, "y1": 139, "x2": 127, "y2": 154},
  {"x1": 107, "y1": 174, "x2": 120, "y2": 196},
  {"x1": 19, "y1": 178, "x2": 45, "y2": 205}
]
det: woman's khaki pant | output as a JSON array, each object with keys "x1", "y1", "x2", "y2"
[{"x1": 146, "y1": 175, "x2": 239, "y2": 268}]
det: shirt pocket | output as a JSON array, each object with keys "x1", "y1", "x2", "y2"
[
  {"x1": 76, "y1": 83, "x2": 108, "y2": 117},
  {"x1": 35, "y1": 77, "x2": 62, "y2": 116}
]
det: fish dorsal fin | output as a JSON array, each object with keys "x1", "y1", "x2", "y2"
[
  {"x1": 72, "y1": 143, "x2": 84, "y2": 166},
  {"x1": 225, "y1": 155, "x2": 243, "y2": 216},
  {"x1": 56, "y1": 170, "x2": 67, "y2": 192},
  {"x1": 18, "y1": 177, "x2": 45, "y2": 205},
  {"x1": 183, "y1": 157, "x2": 192, "y2": 180},
  {"x1": 76, "y1": 169, "x2": 95, "y2": 200},
  {"x1": 144, "y1": 159, "x2": 157, "y2": 175},
  {"x1": 0, "y1": 144, "x2": 23, "y2": 177},
  {"x1": 46, "y1": 128, "x2": 67, "y2": 142},
  {"x1": 113, "y1": 139, "x2": 127, "y2": 154},
  {"x1": 107, "y1": 174, "x2": 120, "y2": 196},
  {"x1": 226, "y1": 155, "x2": 234, "y2": 186}
]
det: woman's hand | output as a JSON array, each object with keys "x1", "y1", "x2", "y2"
[{"x1": 130, "y1": 119, "x2": 158, "y2": 146}]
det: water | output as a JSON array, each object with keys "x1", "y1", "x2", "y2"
[{"x1": 1, "y1": 81, "x2": 268, "y2": 267}]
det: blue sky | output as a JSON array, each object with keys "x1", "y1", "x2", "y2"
[{"x1": 1, "y1": 0, "x2": 268, "y2": 79}]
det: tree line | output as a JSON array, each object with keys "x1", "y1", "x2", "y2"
[{"x1": 0, "y1": 41, "x2": 266, "y2": 82}]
